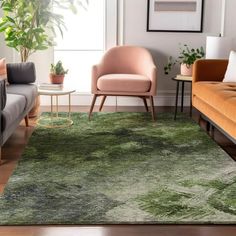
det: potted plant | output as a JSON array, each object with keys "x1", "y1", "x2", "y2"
[
  {"x1": 164, "y1": 44, "x2": 205, "y2": 76},
  {"x1": 0, "y1": 0, "x2": 87, "y2": 116},
  {"x1": 50, "y1": 61, "x2": 68, "y2": 84},
  {"x1": 0, "y1": 0, "x2": 88, "y2": 62}
]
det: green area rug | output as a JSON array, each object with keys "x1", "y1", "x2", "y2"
[{"x1": 0, "y1": 112, "x2": 236, "y2": 225}]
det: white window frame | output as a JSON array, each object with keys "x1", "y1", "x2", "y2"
[
  {"x1": 40, "y1": 0, "x2": 120, "y2": 105},
  {"x1": 53, "y1": 0, "x2": 118, "y2": 92}
]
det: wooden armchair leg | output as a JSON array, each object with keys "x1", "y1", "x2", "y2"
[
  {"x1": 89, "y1": 95, "x2": 97, "y2": 120},
  {"x1": 99, "y1": 96, "x2": 107, "y2": 112},
  {"x1": 149, "y1": 96, "x2": 155, "y2": 121},
  {"x1": 25, "y1": 115, "x2": 29, "y2": 127},
  {"x1": 142, "y1": 97, "x2": 149, "y2": 112}
]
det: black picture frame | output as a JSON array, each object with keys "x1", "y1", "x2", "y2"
[{"x1": 147, "y1": 0, "x2": 204, "y2": 33}]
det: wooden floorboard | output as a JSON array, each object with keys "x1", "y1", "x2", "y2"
[
  {"x1": 0, "y1": 106, "x2": 236, "y2": 236},
  {"x1": 0, "y1": 225, "x2": 236, "y2": 236}
]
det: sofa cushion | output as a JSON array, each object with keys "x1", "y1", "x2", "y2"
[
  {"x1": 223, "y1": 51, "x2": 236, "y2": 82},
  {"x1": 1, "y1": 94, "x2": 26, "y2": 132},
  {"x1": 7, "y1": 62, "x2": 36, "y2": 84},
  {"x1": 97, "y1": 74, "x2": 151, "y2": 93},
  {"x1": 193, "y1": 82, "x2": 236, "y2": 123},
  {"x1": 7, "y1": 84, "x2": 38, "y2": 110}
]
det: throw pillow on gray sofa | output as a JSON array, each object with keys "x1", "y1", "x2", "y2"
[{"x1": 7, "y1": 62, "x2": 36, "y2": 84}]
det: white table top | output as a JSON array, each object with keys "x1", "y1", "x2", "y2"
[
  {"x1": 38, "y1": 88, "x2": 76, "y2": 95},
  {"x1": 173, "y1": 75, "x2": 192, "y2": 82}
]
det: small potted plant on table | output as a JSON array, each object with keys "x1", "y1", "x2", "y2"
[
  {"x1": 50, "y1": 61, "x2": 68, "y2": 84},
  {"x1": 164, "y1": 44, "x2": 205, "y2": 76}
]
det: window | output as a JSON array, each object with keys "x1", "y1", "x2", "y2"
[{"x1": 54, "y1": 0, "x2": 116, "y2": 93}]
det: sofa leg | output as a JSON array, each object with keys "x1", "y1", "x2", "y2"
[
  {"x1": 210, "y1": 125, "x2": 215, "y2": 139},
  {"x1": 99, "y1": 96, "x2": 106, "y2": 112},
  {"x1": 25, "y1": 115, "x2": 29, "y2": 127},
  {"x1": 198, "y1": 114, "x2": 202, "y2": 125},
  {"x1": 206, "y1": 121, "x2": 211, "y2": 133},
  {"x1": 149, "y1": 96, "x2": 155, "y2": 121},
  {"x1": 89, "y1": 95, "x2": 97, "y2": 120}
]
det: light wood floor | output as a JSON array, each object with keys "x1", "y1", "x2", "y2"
[{"x1": 0, "y1": 106, "x2": 236, "y2": 236}]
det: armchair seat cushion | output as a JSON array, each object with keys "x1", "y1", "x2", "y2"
[{"x1": 97, "y1": 74, "x2": 151, "y2": 93}]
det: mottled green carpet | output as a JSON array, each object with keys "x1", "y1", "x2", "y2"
[{"x1": 0, "y1": 112, "x2": 236, "y2": 225}]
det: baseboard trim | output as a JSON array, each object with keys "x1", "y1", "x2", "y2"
[{"x1": 40, "y1": 91, "x2": 191, "y2": 107}]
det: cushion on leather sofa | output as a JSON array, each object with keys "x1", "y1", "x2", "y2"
[
  {"x1": 193, "y1": 82, "x2": 236, "y2": 123},
  {"x1": 7, "y1": 84, "x2": 38, "y2": 111},
  {"x1": 7, "y1": 62, "x2": 36, "y2": 84},
  {"x1": 1, "y1": 94, "x2": 26, "y2": 132},
  {"x1": 223, "y1": 51, "x2": 236, "y2": 82}
]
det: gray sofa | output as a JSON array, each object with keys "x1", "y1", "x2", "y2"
[{"x1": 0, "y1": 62, "x2": 38, "y2": 162}]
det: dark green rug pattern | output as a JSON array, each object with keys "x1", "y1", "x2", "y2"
[{"x1": 0, "y1": 112, "x2": 236, "y2": 225}]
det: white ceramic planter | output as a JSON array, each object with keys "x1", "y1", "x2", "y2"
[{"x1": 180, "y1": 64, "x2": 193, "y2": 76}]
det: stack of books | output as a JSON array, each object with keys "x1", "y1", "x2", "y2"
[{"x1": 38, "y1": 83, "x2": 63, "y2": 90}]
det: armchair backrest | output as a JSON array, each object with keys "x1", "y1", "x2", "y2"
[{"x1": 100, "y1": 46, "x2": 155, "y2": 76}]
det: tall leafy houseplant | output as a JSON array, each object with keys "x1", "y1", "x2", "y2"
[{"x1": 0, "y1": 0, "x2": 88, "y2": 62}]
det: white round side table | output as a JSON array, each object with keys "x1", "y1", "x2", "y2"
[{"x1": 37, "y1": 88, "x2": 76, "y2": 128}]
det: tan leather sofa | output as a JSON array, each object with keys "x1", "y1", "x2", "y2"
[{"x1": 192, "y1": 59, "x2": 236, "y2": 142}]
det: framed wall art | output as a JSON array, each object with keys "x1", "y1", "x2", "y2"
[{"x1": 147, "y1": 0, "x2": 204, "y2": 32}]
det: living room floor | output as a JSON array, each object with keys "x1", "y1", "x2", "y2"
[{"x1": 0, "y1": 106, "x2": 236, "y2": 236}]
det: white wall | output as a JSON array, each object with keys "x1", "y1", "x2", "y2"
[
  {"x1": 1, "y1": 0, "x2": 236, "y2": 106},
  {"x1": 224, "y1": 0, "x2": 236, "y2": 48},
  {"x1": 0, "y1": 10, "x2": 13, "y2": 62},
  {"x1": 124, "y1": 0, "x2": 223, "y2": 94}
]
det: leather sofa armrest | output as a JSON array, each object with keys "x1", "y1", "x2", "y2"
[
  {"x1": 193, "y1": 59, "x2": 228, "y2": 83},
  {"x1": 7, "y1": 62, "x2": 36, "y2": 84}
]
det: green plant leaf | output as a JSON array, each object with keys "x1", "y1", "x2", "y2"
[{"x1": 5, "y1": 16, "x2": 15, "y2": 24}]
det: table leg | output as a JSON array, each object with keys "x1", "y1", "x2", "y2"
[
  {"x1": 56, "y1": 95, "x2": 59, "y2": 118},
  {"x1": 174, "y1": 81, "x2": 179, "y2": 120},
  {"x1": 69, "y1": 93, "x2": 71, "y2": 119},
  {"x1": 190, "y1": 83, "x2": 192, "y2": 117},
  {"x1": 181, "y1": 81, "x2": 185, "y2": 112},
  {"x1": 50, "y1": 95, "x2": 53, "y2": 119}
]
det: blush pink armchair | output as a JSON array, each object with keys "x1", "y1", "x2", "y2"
[{"x1": 89, "y1": 46, "x2": 157, "y2": 120}]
